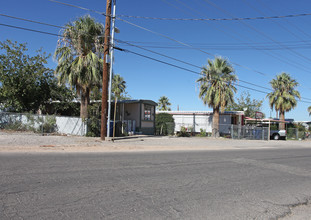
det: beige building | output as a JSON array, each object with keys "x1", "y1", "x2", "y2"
[{"x1": 112, "y1": 100, "x2": 157, "y2": 135}]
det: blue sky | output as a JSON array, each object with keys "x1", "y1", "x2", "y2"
[{"x1": 1, "y1": 0, "x2": 311, "y2": 121}]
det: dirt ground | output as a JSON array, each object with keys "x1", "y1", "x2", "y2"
[{"x1": 0, "y1": 130, "x2": 310, "y2": 153}]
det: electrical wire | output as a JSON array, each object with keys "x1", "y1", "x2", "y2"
[
  {"x1": 115, "y1": 39, "x2": 200, "y2": 69},
  {"x1": 0, "y1": 23, "x2": 61, "y2": 37},
  {"x1": 48, "y1": 0, "x2": 311, "y2": 76},
  {"x1": 116, "y1": 46, "x2": 311, "y2": 103},
  {"x1": 202, "y1": 0, "x2": 311, "y2": 65},
  {"x1": 118, "y1": 40, "x2": 311, "y2": 101},
  {"x1": 256, "y1": 0, "x2": 311, "y2": 39},
  {"x1": 48, "y1": 0, "x2": 311, "y2": 22},
  {"x1": 4, "y1": 10, "x2": 311, "y2": 50},
  {"x1": 46, "y1": 0, "x2": 311, "y2": 101},
  {"x1": 119, "y1": 41, "x2": 311, "y2": 50},
  {"x1": 116, "y1": 12, "x2": 311, "y2": 21},
  {"x1": 48, "y1": 0, "x2": 104, "y2": 15},
  {"x1": 0, "y1": 13, "x2": 64, "y2": 29},
  {"x1": 2, "y1": 19, "x2": 309, "y2": 103},
  {"x1": 241, "y1": 0, "x2": 311, "y2": 48},
  {"x1": 161, "y1": 0, "x2": 311, "y2": 74}
]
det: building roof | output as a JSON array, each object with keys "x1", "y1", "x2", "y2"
[
  {"x1": 157, "y1": 110, "x2": 244, "y2": 115},
  {"x1": 245, "y1": 117, "x2": 289, "y2": 123},
  {"x1": 116, "y1": 99, "x2": 157, "y2": 106}
]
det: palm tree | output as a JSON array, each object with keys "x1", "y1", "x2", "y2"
[
  {"x1": 308, "y1": 106, "x2": 311, "y2": 116},
  {"x1": 158, "y1": 96, "x2": 171, "y2": 111},
  {"x1": 197, "y1": 57, "x2": 237, "y2": 137},
  {"x1": 112, "y1": 74, "x2": 126, "y2": 138},
  {"x1": 54, "y1": 16, "x2": 104, "y2": 119},
  {"x1": 266, "y1": 72, "x2": 300, "y2": 130}
]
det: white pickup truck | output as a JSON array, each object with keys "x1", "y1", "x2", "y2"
[{"x1": 270, "y1": 130, "x2": 287, "y2": 140}]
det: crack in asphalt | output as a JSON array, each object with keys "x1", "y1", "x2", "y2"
[
  {"x1": 231, "y1": 158, "x2": 311, "y2": 177},
  {"x1": 271, "y1": 197, "x2": 311, "y2": 219}
]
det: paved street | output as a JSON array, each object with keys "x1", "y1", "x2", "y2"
[{"x1": 1, "y1": 148, "x2": 311, "y2": 219}]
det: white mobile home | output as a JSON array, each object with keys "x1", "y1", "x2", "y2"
[{"x1": 157, "y1": 111, "x2": 244, "y2": 135}]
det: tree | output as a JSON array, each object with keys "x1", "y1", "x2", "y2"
[
  {"x1": 112, "y1": 74, "x2": 126, "y2": 101},
  {"x1": 112, "y1": 74, "x2": 126, "y2": 138},
  {"x1": 197, "y1": 57, "x2": 237, "y2": 137},
  {"x1": 226, "y1": 91, "x2": 264, "y2": 118},
  {"x1": 54, "y1": 15, "x2": 104, "y2": 119},
  {"x1": 155, "y1": 113, "x2": 175, "y2": 135},
  {"x1": 308, "y1": 106, "x2": 311, "y2": 116},
  {"x1": 0, "y1": 40, "x2": 71, "y2": 113},
  {"x1": 157, "y1": 96, "x2": 171, "y2": 111},
  {"x1": 266, "y1": 72, "x2": 300, "y2": 130}
]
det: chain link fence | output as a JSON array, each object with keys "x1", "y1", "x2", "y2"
[
  {"x1": 0, "y1": 112, "x2": 86, "y2": 136},
  {"x1": 230, "y1": 125, "x2": 269, "y2": 140},
  {"x1": 286, "y1": 128, "x2": 308, "y2": 140}
]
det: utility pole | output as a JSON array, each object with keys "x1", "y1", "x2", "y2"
[
  {"x1": 107, "y1": 0, "x2": 117, "y2": 140},
  {"x1": 101, "y1": 0, "x2": 112, "y2": 140}
]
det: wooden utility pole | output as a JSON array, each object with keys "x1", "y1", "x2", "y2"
[{"x1": 101, "y1": 0, "x2": 112, "y2": 140}]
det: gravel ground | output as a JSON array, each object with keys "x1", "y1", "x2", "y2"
[{"x1": 0, "y1": 130, "x2": 310, "y2": 153}]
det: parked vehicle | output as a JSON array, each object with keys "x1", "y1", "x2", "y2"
[{"x1": 270, "y1": 129, "x2": 286, "y2": 140}]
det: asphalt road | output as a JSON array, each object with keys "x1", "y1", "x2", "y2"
[{"x1": 1, "y1": 148, "x2": 311, "y2": 219}]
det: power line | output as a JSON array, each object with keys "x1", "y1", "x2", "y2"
[
  {"x1": 0, "y1": 23, "x2": 61, "y2": 37},
  {"x1": 241, "y1": 0, "x2": 311, "y2": 49},
  {"x1": 117, "y1": 39, "x2": 274, "y2": 91},
  {"x1": 256, "y1": 0, "x2": 311, "y2": 39},
  {"x1": 116, "y1": 39, "x2": 279, "y2": 93},
  {"x1": 118, "y1": 41, "x2": 311, "y2": 101},
  {"x1": 47, "y1": 0, "x2": 311, "y2": 101},
  {"x1": 0, "y1": 19, "x2": 273, "y2": 95},
  {"x1": 115, "y1": 46, "x2": 201, "y2": 75},
  {"x1": 49, "y1": 0, "x2": 311, "y2": 76},
  {"x1": 115, "y1": 39, "x2": 200, "y2": 69},
  {"x1": 202, "y1": 0, "x2": 311, "y2": 65},
  {"x1": 0, "y1": 13, "x2": 64, "y2": 29},
  {"x1": 122, "y1": 39, "x2": 311, "y2": 46},
  {"x1": 116, "y1": 46, "x2": 311, "y2": 104},
  {"x1": 115, "y1": 12, "x2": 311, "y2": 21},
  {"x1": 48, "y1": 0, "x2": 311, "y2": 23},
  {"x1": 117, "y1": 41, "x2": 311, "y2": 51},
  {"x1": 161, "y1": 0, "x2": 311, "y2": 74},
  {"x1": 3, "y1": 10, "x2": 311, "y2": 51},
  {"x1": 3, "y1": 19, "x2": 309, "y2": 103},
  {"x1": 48, "y1": 0, "x2": 104, "y2": 15}
]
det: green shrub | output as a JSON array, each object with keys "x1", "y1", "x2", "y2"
[
  {"x1": 197, "y1": 128, "x2": 207, "y2": 137},
  {"x1": 86, "y1": 103, "x2": 101, "y2": 137},
  {"x1": 177, "y1": 126, "x2": 190, "y2": 137},
  {"x1": 42, "y1": 115, "x2": 57, "y2": 133},
  {"x1": 3, "y1": 121, "x2": 26, "y2": 131},
  {"x1": 155, "y1": 113, "x2": 175, "y2": 136}
]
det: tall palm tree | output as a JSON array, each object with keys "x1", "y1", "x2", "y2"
[
  {"x1": 112, "y1": 74, "x2": 126, "y2": 138},
  {"x1": 308, "y1": 106, "x2": 311, "y2": 116},
  {"x1": 266, "y1": 72, "x2": 300, "y2": 130},
  {"x1": 54, "y1": 15, "x2": 104, "y2": 119},
  {"x1": 158, "y1": 96, "x2": 171, "y2": 111},
  {"x1": 197, "y1": 57, "x2": 237, "y2": 137}
]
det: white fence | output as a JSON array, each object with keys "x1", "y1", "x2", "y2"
[
  {"x1": 0, "y1": 112, "x2": 87, "y2": 136},
  {"x1": 172, "y1": 114, "x2": 233, "y2": 134}
]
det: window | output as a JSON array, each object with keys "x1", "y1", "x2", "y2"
[{"x1": 144, "y1": 105, "x2": 152, "y2": 121}]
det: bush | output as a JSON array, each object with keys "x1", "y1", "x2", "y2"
[
  {"x1": 86, "y1": 103, "x2": 101, "y2": 137},
  {"x1": 155, "y1": 113, "x2": 175, "y2": 135},
  {"x1": 177, "y1": 126, "x2": 190, "y2": 137},
  {"x1": 42, "y1": 115, "x2": 57, "y2": 133},
  {"x1": 197, "y1": 128, "x2": 207, "y2": 137}
]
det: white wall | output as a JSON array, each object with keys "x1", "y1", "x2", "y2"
[
  {"x1": 0, "y1": 113, "x2": 87, "y2": 136},
  {"x1": 157, "y1": 111, "x2": 242, "y2": 134},
  {"x1": 55, "y1": 116, "x2": 86, "y2": 136}
]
